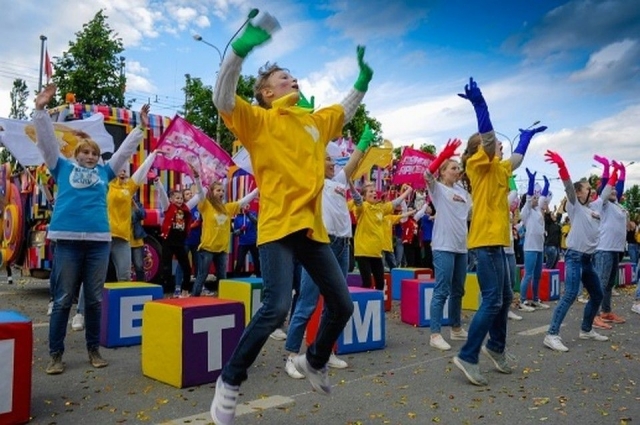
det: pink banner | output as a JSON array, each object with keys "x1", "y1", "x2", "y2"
[
  {"x1": 153, "y1": 115, "x2": 234, "y2": 187},
  {"x1": 391, "y1": 147, "x2": 435, "y2": 189}
]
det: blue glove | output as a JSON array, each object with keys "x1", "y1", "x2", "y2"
[
  {"x1": 541, "y1": 175, "x2": 550, "y2": 197},
  {"x1": 526, "y1": 168, "x2": 536, "y2": 196},
  {"x1": 513, "y1": 125, "x2": 547, "y2": 156},
  {"x1": 458, "y1": 77, "x2": 492, "y2": 133}
]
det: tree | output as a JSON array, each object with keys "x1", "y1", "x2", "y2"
[
  {"x1": 624, "y1": 184, "x2": 640, "y2": 221},
  {"x1": 343, "y1": 104, "x2": 381, "y2": 145},
  {"x1": 52, "y1": 10, "x2": 126, "y2": 107},
  {"x1": 9, "y1": 79, "x2": 29, "y2": 120},
  {"x1": 182, "y1": 73, "x2": 255, "y2": 154}
]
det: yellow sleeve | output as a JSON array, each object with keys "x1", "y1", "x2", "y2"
[{"x1": 220, "y1": 95, "x2": 264, "y2": 150}]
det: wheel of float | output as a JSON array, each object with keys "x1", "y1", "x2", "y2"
[
  {"x1": 2, "y1": 204, "x2": 20, "y2": 263},
  {"x1": 142, "y1": 236, "x2": 162, "y2": 283}
]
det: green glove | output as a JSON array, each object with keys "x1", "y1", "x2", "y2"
[
  {"x1": 353, "y1": 45, "x2": 373, "y2": 92},
  {"x1": 296, "y1": 91, "x2": 315, "y2": 111},
  {"x1": 509, "y1": 175, "x2": 517, "y2": 191},
  {"x1": 356, "y1": 123, "x2": 374, "y2": 152},
  {"x1": 231, "y1": 12, "x2": 281, "y2": 58}
]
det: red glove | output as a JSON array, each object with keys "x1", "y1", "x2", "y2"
[
  {"x1": 608, "y1": 168, "x2": 619, "y2": 187},
  {"x1": 147, "y1": 169, "x2": 158, "y2": 182},
  {"x1": 428, "y1": 138, "x2": 462, "y2": 174},
  {"x1": 544, "y1": 150, "x2": 570, "y2": 181}
]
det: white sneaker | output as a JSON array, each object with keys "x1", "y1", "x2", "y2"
[
  {"x1": 327, "y1": 353, "x2": 348, "y2": 369},
  {"x1": 508, "y1": 310, "x2": 522, "y2": 321},
  {"x1": 269, "y1": 328, "x2": 287, "y2": 341},
  {"x1": 579, "y1": 329, "x2": 609, "y2": 341},
  {"x1": 544, "y1": 334, "x2": 569, "y2": 352},
  {"x1": 532, "y1": 301, "x2": 550, "y2": 310},
  {"x1": 71, "y1": 314, "x2": 84, "y2": 331},
  {"x1": 611, "y1": 288, "x2": 620, "y2": 297},
  {"x1": 47, "y1": 301, "x2": 53, "y2": 316},
  {"x1": 292, "y1": 354, "x2": 331, "y2": 395},
  {"x1": 210, "y1": 376, "x2": 239, "y2": 425},
  {"x1": 518, "y1": 303, "x2": 535, "y2": 312},
  {"x1": 577, "y1": 295, "x2": 589, "y2": 304},
  {"x1": 285, "y1": 356, "x2": 305, "y2": 379},
  {"x1": 430, "y1": 334, "x2": 451, "y2": 351},
  {"x1": 450, "y1": 328, "x2": 468, "y2": 341},
  {"x1": 631, "y1": 303, "x2": 640, "y2": 315}
]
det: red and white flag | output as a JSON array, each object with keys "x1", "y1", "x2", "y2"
[{"x1": 44, "y1": 49, "x2": 53, "y2": 83}]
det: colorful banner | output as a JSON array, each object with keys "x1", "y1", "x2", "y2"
[
  {"x1": 391, "y1": 147, "x2": 435, "y2": 189},
  {"x1": 352, "y1": 146, "x2": 393, "y2": 181},
  {"x1": 153, "y1": 115, "x2": 234, "y2": 188},
  {"x1": 0, "y1": 114, "x2": 114, "y2": 166}
]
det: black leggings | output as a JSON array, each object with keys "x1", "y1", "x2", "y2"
[
  {"x1": 356, "y1": 256, "x2": 385, "y2": 290},
  {"x1": 161, "y1": 242, "x2": 191, "y2": 294}
]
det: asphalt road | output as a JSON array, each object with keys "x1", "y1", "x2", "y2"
[{"x1": 1, "y1": 273, "x2": 639, "y2": 425}]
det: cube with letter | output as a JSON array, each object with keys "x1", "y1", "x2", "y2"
[
  {"x1": 400, "y1": 278, "x2": 449, "y2": 327},
  {"x1": 390, "y1": 267, "x2": 433, "y2": 300},
  {"x1": 142, "y1": 297, "x2": 244, "y2": 388},
  {"x1": 526, "y1": 269, "x2": 560, "y2": 301},
  {"x1": 218, "y1": 277, "x2": 263, "y2": 326},
  {"x1": 100, "y1": 281, "x2": 164, "y2": 348},
  {"x1": 0, "y1": 311, "x2": 32, "y2": 425}
]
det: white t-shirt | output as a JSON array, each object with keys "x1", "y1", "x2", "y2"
[
  {"x1": 521, "y1": 196, "x2": 545, "y2": 252},
  {"x1": 597, "y1": 198, "x2": 627, "y2": 252},
  {"x1": 322, "y1": 170, "x2": 352, "y2": 238},
  {"x1": 430, "y1": 181, "x2": 471, "y2": 253},
  {"x1": 567, "y1": 198, "x2": 602, "y2": 254}
]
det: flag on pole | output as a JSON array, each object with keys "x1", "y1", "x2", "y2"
[{"x1": 44, "y1": 49, "x2": 53, "y2": 83}]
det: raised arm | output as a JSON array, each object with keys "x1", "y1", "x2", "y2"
[
  {"x1": 238, "y1": 188, "x2": 259, "y2": 208},
  {"x1": 458, "y1": 78, "x2": 496, "y2": 160},
  {"x1": 600, "y1": 167, "x2": 618, "y2": 205},
  {"x1": 423, "y1": 138, "x2": 462, "y2": 191},
  {"x1": 213, "y1": 12, "x2": 281, "y2": 115},
  {"x1": 348, "y1": 180, "x2": 363, "y2": 207},
  {"x1": 612, "y1": 160, "x2": 625, "y2": 201},
  {"x1": 152, "y1": 176, "x2": 169, "y2": 211},
  {"x1": 107, "y1": 104, "x2": 149, "y2": 175},
  {"x1": 342, "y1": 123, "x2": 374, "y2": 178},
  {"x1": 131, "y1": 150, "x2": 158, "y2": 186},
  {"x1": 33, "y1": 84, "x2": 62, "y2": 169},
  {"x1": 392, "y1": 185, "x2": 413, "y2": 208},
  {"x1": 339, "y1": 46, "x2": 373, "y2": 124},
  {"x1": 510, "y1": 125, "x2": 547, "y2": 171},
  {"x1": 544, "y1": 150, "x2": 575, "y2": 205}
]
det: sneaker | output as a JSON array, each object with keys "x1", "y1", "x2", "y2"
[
  {"x1": 71, "y1": 313, "x2": 84, "y2": 331},
  {"x1": 452, "y1": 356, "x2": 488, "y2": 386},
  {"x1": 327, "y1": 353, "x2": 348, "y2": 369},
  {"x1": 430, "y1": 334, "x2": 451, "y2": 351},
  {"x1": 544, "y1": 334, "x2": 569, "y2": 352},
  {"x1": 518, "y1": 303, "x2": 535, "y2": 312},
  {"x1": 47, "y1": 301, "x2": 53, "y2": 316},
  {"x1": 450, "y1": 328, "x2": 468, "y2": 341},
  {"x1": 579, "y1": 329, "x2": 609, "y2": 341},
  {"x1": 292, "y1": 354, "x2": 331, "y2": 395},
  {"x1": 531, "y1": 301, "x2": 550, "y2": 310},
  {"x1": 577, "y1": 295, "x2": 589, "y2": 304},
  {"x1": 88, "y1": 348, "x2": 108, "y2": 368},
  {"x1": 285, "y1": 356, "x2": 305, "y2": 379},
  {"x1": 508, "y1": 310, "x2": 523, "y2": 321},
  {"x1": 600, "y1": 312, "x2": 625, "y2": 324},
  {"x1": 210, "y1": 376, "x2": 240, "y2": 425},
  {"x1": 631, "y1": 303, "x2": 640, "y2": 315},
  {"x1": 611, "y1": 288, "x2": 621, "y2": 296},
  {"x1": 45, "y1": 353, "x2": 64, "y2": 375},
  {"x1": 592, "y1": 316, "x2": 613, "y2": 330},
  {"x1": 172, "y1": 289, "x2": 181, "y2": 298},
  {"x1": 269, "y1": 328, "x2": 287, "y2": 341},
  {"x1": 7, "y1": 276, "x2": 12, "y2": 284},
  {"x1": 481, "y1": 345, "x2": 512, "y2": 374}
]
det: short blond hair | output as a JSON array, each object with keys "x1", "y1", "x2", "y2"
[{"x1": 74, "y1": 139, "x2": 101, "y2": 158}]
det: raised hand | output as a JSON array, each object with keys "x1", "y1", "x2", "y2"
[
  {"x1": 544, "y1": 150, "x2": 570, "y2": 180},
  {"x1": 35, "y1": 84, "x2": 56, "y2": 110},
  {"x1": 526, "y1": 168, "x2": 537, "y2": 195},
  {"x1": 354, "y1": 45, "x2": 374, "y2": 92},
  {"x1": 231, "y1": 11, "x2": 281, "y2": 58},
  {"x1": 139, "y1": 104, "x2": 150, "y2": 129},
  {"x1": 356, "y1": 123, "x2": 375, "y2": 152},
  {"x1": 457, "y1": 77, "x2": 485, "y2": 106},
  {"x1": 427, "y1": 138, "x2": 461, "y2": 174},
  {"x1": 542, "y1": 175, "x2": 550, "y2": 197},
  {"x1": 514, "y1": 126, "x2": 547, "y2": 156},
  {"x1": 296, "y1": 91, "x2": 315, "y2": 111},
  {"x1": 593, "y1": 154, "x2": 609, "y2": 168}
]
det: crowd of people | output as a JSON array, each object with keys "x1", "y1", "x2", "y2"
[{"x1": 18, "y1": 11, "x2": 638, "y2": 425}]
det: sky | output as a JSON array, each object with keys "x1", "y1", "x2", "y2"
[{"x1": 1, "y1": 0, "x2": 639, "y2": 205}]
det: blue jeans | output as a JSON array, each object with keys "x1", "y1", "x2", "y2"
[
  {"x1": 628, "y1": 243, "x2": 639, "y2": 283},
  {"x1": 505, "y1": 253, "x2": 516, "y2": 290},
  {"x1": 221, "y1": 230, "x2": 354, "y2": 385},
  {"x1": 544, "y1": 245, "x2": 559, "y2": 269},
  {"x1": 458, "y1": 247, "x2": 511, "y2": 364},
  {"x1": 49, "y1": 240, "x2": 111, "y2": 355},
  {"x1": 131, "y1": 246, "x2": 145, "y2": 282},
  {"x1": 430, "y1": 250, "x2": 467, "y2": 334},
  {"x1": 110, "y1": 237, "x2": 132, "y2": 281},
  {"x1": 520, "y1": 251, "x2": 543, "y2": 303},
  {"x1": 594, "y1": 250, "x2": 620, "y2": 314},
  {"x1": 393, "y1": 236, "x2": 404, "y2": 267},
  {"x1": 383, "y1": 250, "x2": 397, "y2": 270},
  {"x1": 548, "y1": 249, "x2": 603, "y2": 335},
  {"x1": 285, "y1": 236, "x2": 350, "y2": 353},
  {"x1": 192, "y1": 250, "x2": 228, "y2": 296}
]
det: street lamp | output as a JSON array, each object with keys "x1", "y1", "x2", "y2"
[
  {"x1": 38, "y1": 35, "x2": 47, "y2": 92},
  {"x1": 494, "y1": 120, "x2": 541, "y2": 154},
  {"x1": 193, "y1": 8, "x2": 259, "y2": 144}
]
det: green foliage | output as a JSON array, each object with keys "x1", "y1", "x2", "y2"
[
  {"x1": 182, "y1": 73, "x2": 256, "y2": 154},
  {"x1": 9, "y1": 79, "x2": 29, "y2": 120},
  {"x1": 623, "y1": 184, "x2": 640, "y2": 220},
  {"x1": 343, "y1": 104, "x2": 381, "y2": 145},
  {"x1": 52, "y1": 10, "x2": 126, "y2": 107}
]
